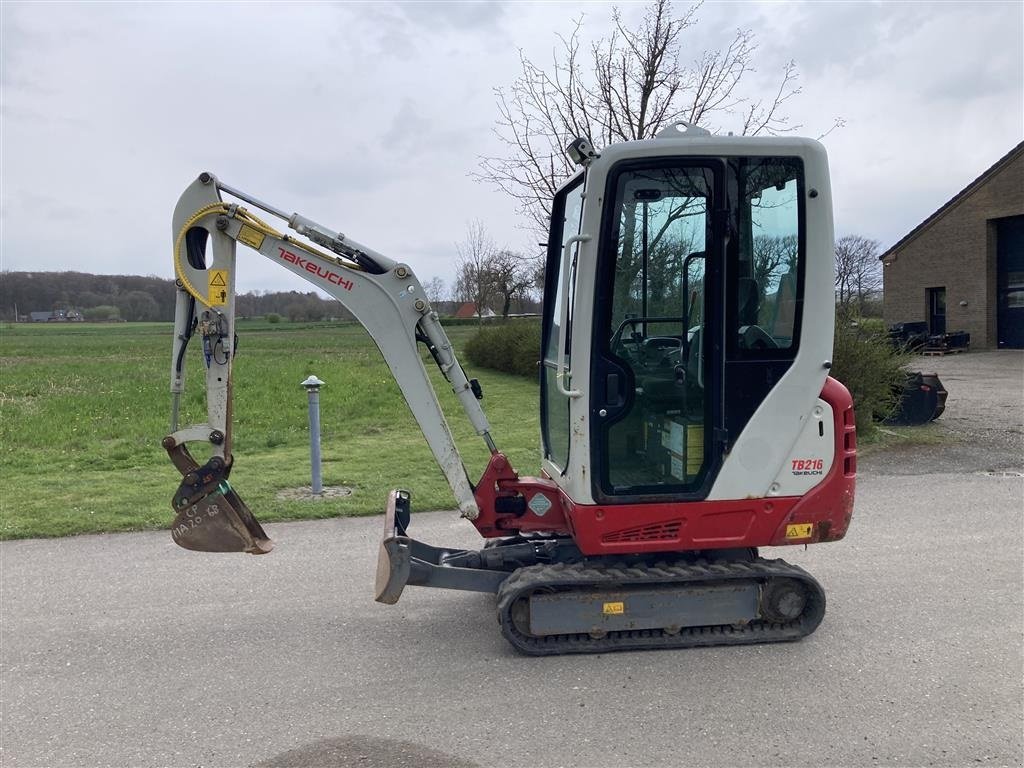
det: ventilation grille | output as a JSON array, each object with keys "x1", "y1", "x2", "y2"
[
  {"x1": 843, "y1": 404, "x2": 857, "y2": 477},
  {"x1": 602, "y1": 520, "x2": 683, "y2": 543}
]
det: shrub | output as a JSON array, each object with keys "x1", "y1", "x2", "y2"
[
  {"x1": 853, "y1": 316, "x2": 886, "y2": 336},
  {"x1": 464, "y1": 320, "x2": 542, "y2": 378},
  {"x1": 266, "y1": 313, "x2": 282, "y2": 324},
  {"x1": 83, "y1": 305, "x2": 120, "y2": 321},
  {"x1": 830, "y1": 315, "x2": 908, "y2": 436},
  {"x1": 440, "y1": 316, "x2": 502, "y2": 327}
]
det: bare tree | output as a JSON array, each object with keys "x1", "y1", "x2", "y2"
[
  {"x1": 834, "y1": 235, "x2": 883, "y2": 314},
  {"x1": 477, "y1": 0, "x2": 839, "y2": 235},
  {"x1": 752, "y1": 234, "x2": 798, "y2": 296},
  {"x1": 454, "y1": 220, "x2": 497, "y2": 322},
  {"x1": 488, "y1": 250, "x2": 536, "y2": 318},
  {"x1": 529, "y1": 250, "x2": 547, "y2": 296},
  {"x1": 423, "y1": 276, "x2": 447, "y2": 304}
]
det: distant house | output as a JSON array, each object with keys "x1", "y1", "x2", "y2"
[
  {"x1": 452, "y1": 302, "x2": 497, "y2": 319},
  {"x1": 881, "y1": 141, "x2": 1024, "y2": 349},
  {"x1": 27, "y1": 309, "x2": 84, "y2": 323}
]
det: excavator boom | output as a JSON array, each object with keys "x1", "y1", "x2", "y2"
[{"x1": 166, "y1": 172, "x2": 494, "y2": 552}]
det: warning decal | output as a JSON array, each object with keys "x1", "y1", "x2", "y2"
[
  {"x1": 602, "y1": 601, "x2": 625, "y2": 615},
  {"x1": 238, "y1": 224, "x2": 265, "y2": 250},
  {"x1": 785, "y1": 523, "x2": 813, "y2": 540},
  {"x1": 208, "y1": 270, "x2": 229, "y2": 306}
]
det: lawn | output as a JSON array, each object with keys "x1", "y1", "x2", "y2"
[{"x1": 0, "y1": 320, "x2": 540, "y2": 539}]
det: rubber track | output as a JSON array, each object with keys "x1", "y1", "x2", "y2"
[{"x1": 496, "y1": 558, "x2": 825, "y2": 656}]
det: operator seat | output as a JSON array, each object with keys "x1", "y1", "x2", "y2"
[
  {"x1": 772, "y1": 271, "x2": 797, "y2": 344},
  {"x1": 736, "y1": 276, "x2": 782, "y2": 350},
  {"x1": 737, "y1": 277, "x2": 760, "y2": 327}
]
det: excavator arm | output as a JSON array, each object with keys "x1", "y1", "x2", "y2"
[{"x1": 165, "y1": 172, "x2": 494, "y2": 553}]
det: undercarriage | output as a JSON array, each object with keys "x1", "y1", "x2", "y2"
[{"x1": 375, "y1": 491, "x2": 825, "y2": 655}]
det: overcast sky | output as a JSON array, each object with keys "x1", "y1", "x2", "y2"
[{"x1": 2, "y1": 1, "x2": 1022, "y2": 295}]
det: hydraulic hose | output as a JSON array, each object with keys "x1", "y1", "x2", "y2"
[{"x1": 172, "y1": 204, "x2": 362, "y2": 309}]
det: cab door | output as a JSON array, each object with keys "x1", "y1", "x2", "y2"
[
  {"x1": 589, "y1": 160, "x2": 725, "y2": 502},
  {"x1": 540, "y1": 174, "x2": 585, "y2": 475}
]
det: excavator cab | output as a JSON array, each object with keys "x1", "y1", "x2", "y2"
[
  {"x1": 541, "y1": 126, "x2": 832, "y2": 515},
  {"x1": 166, "y1": 123, "x2": 856, "y2": 655}
]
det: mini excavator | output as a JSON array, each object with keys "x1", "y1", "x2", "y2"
[{"x1": 166, "y1": 123, "x2": 856, "y2": 655}]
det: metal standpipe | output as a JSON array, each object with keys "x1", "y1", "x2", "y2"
[{"x1": 300, "y1": 375, "x2": 325, "y2": 495}]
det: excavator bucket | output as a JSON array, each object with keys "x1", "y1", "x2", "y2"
[
  {"x1": 165, "y1": 444, "x2": 273, "y2": 554},
  {"x1": 171, "y1": 483, "x2": 273, "y2": 554}
]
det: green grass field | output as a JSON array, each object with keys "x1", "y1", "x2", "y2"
[{"x1": 0, "y1": 320, "x2": 539, "y2": 539}]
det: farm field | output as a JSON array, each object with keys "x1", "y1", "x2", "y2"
[{"x1": 0, "y1": 321, "x2": 539, "y2": 539}]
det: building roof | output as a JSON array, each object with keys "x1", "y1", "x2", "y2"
[
  {"x1": 452, "y1": 302, "x2": 496, "y2": 318},
  {"x1": 879, "y1": 140, "x2": 1024, "y2": 261}
]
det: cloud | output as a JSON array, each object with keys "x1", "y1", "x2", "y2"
[{"x1": 397, "y1": 1, "x2": 507, "y2": 31}]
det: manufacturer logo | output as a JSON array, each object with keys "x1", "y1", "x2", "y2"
[
  {"x1": 791, "y1": 458, "x2": 824, "y2": 476},
  {"x1": 278, "y1": 247, "x2": 353, "y2": 291}
]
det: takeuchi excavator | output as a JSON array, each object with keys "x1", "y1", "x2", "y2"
[{"x1": 166, "y1": 123, "x2": 856, "y2": 655}]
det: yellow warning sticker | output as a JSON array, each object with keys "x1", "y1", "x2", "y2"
[
  {"x1": 237, "y1": 224, "x2": 265, "y2": 250},
  {"x1": 208, "y1": 270, "x2": 229, "y2": 306},
  {"x1": 785, "y1": 523, "x2": 813, "y2": 539},
  {"x1": 602, "y1": 601, "x2": 625, "y2": 615}
]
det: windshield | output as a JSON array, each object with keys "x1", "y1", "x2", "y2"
[{"x1": 608, "y1": 167, "x2": 710, "y2": 338}]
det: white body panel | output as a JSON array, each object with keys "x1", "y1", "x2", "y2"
[{"x1": 770, "y1": 398, "x2": 835, "y2": 496}]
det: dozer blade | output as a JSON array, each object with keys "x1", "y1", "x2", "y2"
[
  {"x1": 168, "y1": 452, "x2": 273, "y2": 555},
  {"x1": 373, "y1": 489, "x2": 508, "y2": 604},
  {"x1": 374, "y1": 490, "x2": 412, "y2": 604}
]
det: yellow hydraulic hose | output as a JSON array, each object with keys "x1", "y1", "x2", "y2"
[{"x1": 173, "y1": 204, "x2": 362, "y2": 309}]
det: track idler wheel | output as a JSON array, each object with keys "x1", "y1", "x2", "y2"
[{"x1": 759, "y1": 578, "x2": 808, "y2": 623}]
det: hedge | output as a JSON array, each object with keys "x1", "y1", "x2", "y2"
[
  {"x1": 831, "y1": 316, "x2": 908, "y2": 436},
  {"x1": 463, "y1": 320, "x2": 542, "y2": 378}
]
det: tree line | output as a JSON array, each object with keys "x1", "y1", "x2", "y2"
[
  {"x1": 0, "y1": 271, "x2": 354, "y2": 323},
  {"x1": 0, "y1": 231, "x2": 880, "y2": 324}
]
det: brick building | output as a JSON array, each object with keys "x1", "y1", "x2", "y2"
[{"x1": 880, "y1": 141, "x2": 1024, "y2": 349}]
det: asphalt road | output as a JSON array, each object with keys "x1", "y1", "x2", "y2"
[{"x1": 2, "y1": 353, "x2": 1022, "y2": 767}]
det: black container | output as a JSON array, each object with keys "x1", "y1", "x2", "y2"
[
  {"x1": 884, "y1": 371, "x2": 947, "y2": 425},
  {"x1": 888, "y1": 321, "x2": 929, "y2": 351},
  {"x1": 919, "y1": 373, "x2": 948, "y2": 419}
]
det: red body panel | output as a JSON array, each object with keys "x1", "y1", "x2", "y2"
[
  {"x1": 471, "y1": 377, "x2": 856, "y2": 556},
  {"x1": 471, "y1": 454, "x2": 569, "y2": 538}
]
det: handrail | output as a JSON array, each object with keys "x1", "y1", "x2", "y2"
[{"x1": 555, "y1": 234, "x2": 590, "y2": 398}]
